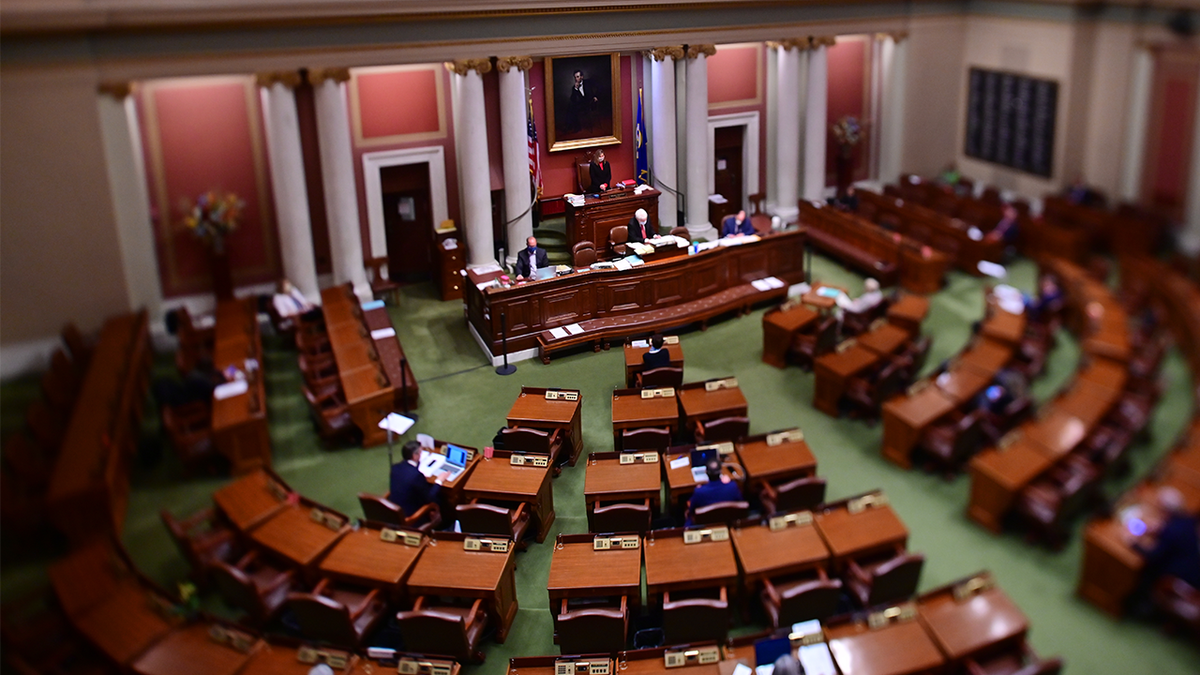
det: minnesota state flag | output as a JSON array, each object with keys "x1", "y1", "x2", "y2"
[{"x1": 635, "y1": 87, "x2": 649, "y2": 186}]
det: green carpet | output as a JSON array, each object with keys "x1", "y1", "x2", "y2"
[{"x1": 3, "y1": 253, "x2": 1199, "y2": 674}]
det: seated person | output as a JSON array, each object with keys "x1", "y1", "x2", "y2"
[
  {"x1": 685, "y1": 460, "x2": 742, "y2": 526},
  {"x1": 835, "y1": 278, "x2": 884, "y2": 316},
  {"x1": 836, "y1": 185, "x2": 859, "y2": 212},
  {"x1": 1065, "y1": 175, "x2": 1091, "y2": 205},
  {"x1": 273, "y1": 279, "x2": 314, "y2": 319},
  {"x1": 589, "y1": 149, "x2": 612, "y2": 191},
  {"x1": 987, "y1": 205, "x2": 1020, "y2": 245},
  {"x1": 1028, "y1": 276, "x2": 1064, "y2": 322},
  {"x1": 642, "y1": 334, "x2": 671, "y2": 369},
  {"x1": 1129, "y1": 486, "x2": 1200, "y2": 589},
  {"x1": 628, "y1": 208, "x2": 653, "y2": 243},
  {"x1": 721, "y1": 210, "x2": 754, "y2": 238},
  {"x1": 514, "y1": 236, "x2": 549, "y2": 279},
  {"x1": 389, "y1": 440, "x2": 450, "y2": 519}
]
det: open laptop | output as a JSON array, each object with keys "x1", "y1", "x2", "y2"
[
  {"x1": 690, "y1": 447, "x2": 718, "y2": 483},
  {"x1": 418, "y1": 444, "x2": 470, "y2": 481},
  {"x1": 534, "y1": 267, "x2": 557, "y2": 281}
]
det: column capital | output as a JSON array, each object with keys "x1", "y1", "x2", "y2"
[
  {"x1": 648, "y1": 45, "x2": 685, "y2": 61},
  {"x1": 446, "y1": 58, "x2": 492, "y2": 76},
  {"x1": 97, "y1": 81, "x2": 134, "y2": 99},
  {"x1": 686, "y1": 44, "x2": 717, "y2": 60},
  {"x1": 808, "y1": 35, "x2": 837, "y2": 49},
  {"x1": 771, "y1": 38, "x2": 812, "y2": 52},
  {"x1": 308, "y1": 67, "x2": 351, "y2": 86},
  {"x1": 256, "y1": 71, "x2": 302, "y2": 89},
  {"x1": 875, "y1": 31, "x2": 909, "y2": 44},
  {"x1": 495, "y1": 56, "x2": 534, "y2": 73}
]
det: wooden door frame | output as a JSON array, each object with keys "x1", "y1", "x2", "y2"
[
  {"x1": 707, "y1": 111, "x2": 759, "y2": 213},
  {"x1": 362, "y1": 146, "x2": 448, "y2": 260}
]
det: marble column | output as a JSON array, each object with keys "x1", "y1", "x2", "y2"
[
  {"x1": 310, "y1": 68, "x2": 372, "y2": 302},
  {"x1": 803, "y1": 37, "x2": 834, "y2": 202},
  {"x1": 650, "y1": 46, "x2": 684, "y2": 232},
  {"x1": 258, "y1": 71, "x2": 320, "y2": 303},
  {"x1": 877, "y1": 32, "x2": 909, "y2": 186},
  {"x1": 1119, "y1": 45, "x2": 1154, "y2": 204},
  {"x1": 449, "y1": 59, "x2": 496, "y2": 268},
  {"x1": 96, "y1": 82, "x2": 164, "y2": 318},
  {"x1": 773, "y1": 39, "x2": 806, "y2": 221},
  {"x1": 497, "y1": 56, "x2": 535, "y2": 265},
  {"x1": 684, "y1": 44, "x2": 717, "y2": 240}
]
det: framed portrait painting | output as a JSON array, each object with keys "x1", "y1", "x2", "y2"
[{"x1": 545, "y1": 53, "x2": 622, "y2": 152}]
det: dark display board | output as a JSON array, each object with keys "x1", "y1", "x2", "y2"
[{"x1": 964, "y1": 67, "x2": 1058, "y2": 178}]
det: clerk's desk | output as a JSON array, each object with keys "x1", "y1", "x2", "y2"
[
  {"x1": 465, "y1": 227, "x2": 806, "y2": 358},
  {"x1": 565, "y1": 185, "x2": 661, "y2": 248},
  {"x1": 405, "y1": 531, "x2": 519, "y2": 642}
]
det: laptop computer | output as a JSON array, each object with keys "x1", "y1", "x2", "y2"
[
  {"x1": 534, "y1": 267, "x2": 557, "y2": 281},
  {"x1": 418, "y1": 445, "x2": 469, "y2": 480},
  {"x1": 443, "y1": 444, "x2": 469, "y2": 480},
  {"x1": 690, "y1": 447, "x2": 718, "y2": 483},
  {"x1": 754, "y1": 635, "x2": 792, "y2": 667}
]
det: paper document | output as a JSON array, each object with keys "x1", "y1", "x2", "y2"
[
  {"x1": 565, "y1": 323, "x2": 584, "y2": 335},
  {"x1": 474, "y1": 263, "x2": 504, "y2": 274},
  {"x1": 797, "y1": 645, "x2": 837, "y2": 675},
  {"x1": 442, "y1": 238, "x2": 458, "y2": 250},
  {"x1": 213, "y1": 380, "x2": 248, "y2": 400},
  {"x1": 549, "y1": 327, "x2": 569, "y2": 340},
  {"x1": 669, "y1": 456, "x2": 690, "y2": 470},
  {"x1": 614, "y1": 260, "x2": 633, "y2": 271},
  {"x1": 377, "y1": 413, "x2": 415, "y2": 435},
  {"x1": 708, "y1": 194, "x2": 728, "y2": 203},
  {"x1": 370, "y1": 327, "x2": 396, "y2": 340},
  {"x1": 631, "y1": 339, "x2": 649, "y2": 348},
  {"x1": 755, "y1": 665, "x2": 776, "y2": 675},
  {"x1": 361, "y1": 299, "x2": 385, "y2": 310},
  {"x1": 752, "y1": 279, "x2": 772, "y2": 292},
  {"x1": 731, "y1": 664, "x2": 752, "y2": 675},
  {"x1": 817, "y1": 287, "x2": 842, "y2": 298}
]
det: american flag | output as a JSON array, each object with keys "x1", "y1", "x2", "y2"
[{"x1": 527, "y1": 91, "x2": 542, "y2": 198}]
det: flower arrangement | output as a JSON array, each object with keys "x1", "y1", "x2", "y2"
[
  {"x1": 832, "y1": 115, "x2": 862, "y2": 148},
  {"x1": 183, "y1": 191, "x2": 243, "y2": 252}
]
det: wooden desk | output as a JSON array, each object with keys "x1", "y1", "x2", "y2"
[
  {"x1": 881, "y1": 385, "x2": 959, "y2": 468},
  {"x1": 131, "y1": 623, "x2": 257, "y2": 675},
  {"x1": 240, "y1": 643, "x2": 367, "y2": 675},
  {"x1": 509, "y1": 651, "x2": 747, "y2": 675},
  {"x1": 584, "y1": 452, "x2": 663, "y2": 520},
  {"x1": 934, "y1": 365, "x2": 993, "y2": 404},
  {"x1": 762, "y1": 303, "x2": 819, "y2": 368},
  {"x1": 957, "y1": 338, "x2": 1013, "y2": 375},
  {"x1": 644, "y1": 528, "x2": 739, "y2": 603},
  {"x1": 1020, "y1": 410, "x2": 1091, "y2": 459},
  {"x1": 734, "y1": 431, "x2": 817, "y2": 492},
  {"x1": 612, "y1": 388, "x2": 679, "y2": 449},
  {"x1": 813, "y1": 345, "x2": 881, "y2": 417},
  {"x1": 916, "y1": 579, "x2": 1028, "y2": 664},
  {"x1": 825, "y1": 616, "x2": 946, "y2": 675},
  {"x1": 547, "y1": 533, "x2": 643, "y2": 635},
  {"x1": 731, "y1": 519, "x2": 830, "y2": 586},
  {"x1": 813, "y1": 498, "x2": 908, "y2": 568},
  {"x1": 565, "y1": 187, "x2": 661, "y2": 248},
  {"x1": 405, "y1": 532, "x2": 518, "y2": 642},
  {"x1": 625, "y1": 341, "x2": 685, "y2": 385},
  {"x1": 966, "y1": 439, "x2": 1055, "y2": 532},
  {"x1": 507, "y1": 386, "x2": 584, "y2": 466},
  {"x1": 249, "y1": 503, "x2": 349, "y2": 581},
  {"x1": 887, "y1": 295, "x2": 931, "y2": 336},
  {"x1": 677, "y1": 380, "x2": 749, "y2": 427},
  {"x1": 212, "y1": 469, "x2": 289, "y2": 531},
  {"x1": 462, "y1": 450, "x2": 555, "y2": 542},
  {"x1": 980, "y1": 309, "x2": 1026, "y2": 348},
  {"x1": 802, "y1": 283, "x2": 847, "y2": 311},
  {"x1": 317, "y1": 525, "x2": 426, "y2": 598},
  {"x1": 211, "y1": 298, "x2": 271, "y2": 474},
  {"x1": 857, "y1": 323, "x2": 910, "y2": 356}
]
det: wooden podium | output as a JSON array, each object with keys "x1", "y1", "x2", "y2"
[{"x1": 564, "y1": 187, "x2": 660, "y2": 247}]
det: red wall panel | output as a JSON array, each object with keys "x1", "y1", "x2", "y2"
[
  {"x1": 1143, "y1": 49, "x2": 1199, "y2": 220},
  {"x1": 708, "y1": 45, "x2": 760, "y2": 105},
  {"x1": 357, "y1": 69, "x2": 442, "y2": 139},
  {"x1": 825, "y1": 38, "x2": 872, "y2": 187}
]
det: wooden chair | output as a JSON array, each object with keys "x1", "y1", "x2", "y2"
[
  {"x1": 758, "y1": 476, "x2": 826, "y2": 515},
  {"x1": 845, "y1": 549, "x2": 925, "y2": 608},
  {"x1": 357, "y1": 493, "x2": 441, "y2": 533},
  {"x1": 669, "y1": 226, "x2": 690, "y2": 239},
  {"x1": 286, "y1": 578, "x2": 387, "y2": 649},
  {"x1": 173, "y1": 308, "x2": 214, "y2": 374},
  {"x1": 920, "y1": 410, "x2": 985, "y2": 478},
  {"x1": 302, "y1": 385, "x2": 359, "y2": 444},
  {"x1": 748, "y1": 193, "x2": 773, "y2": 233},
  {"x1": 636, "y1": 366, "x2": 683, "y2": 389},
  {"x1": 620, "y1": 427, "x2": 671, "y2": 453},
  {"x1": 842, "y1": 362, "x2": 905, "y2": 421},
  {"x1": 893, "y1": 335, "x2": 932, "y2": 382},
  {"x1": 499, "y1": 426, "x2": 564, "y2": 466},
  {"x1": 557, "y1": 596, "x2": 628, "y2": 655},
  {"x1": 210, "y1": 551, "x2": 297, "y2": 626},
  {"x1": 692, "y1": 500, "x2": 749, "y2": 526},
  {"x1": 396, "y1": 596, "x2": 488, "y2": 662},
  {"x1": 162, "y1": 400, "x2": 221, "y2": 475},
  {"x1": 980, "y1": 395, "x2": 1034, "y2": 446},
  {"x1": 365, "y1": 256, "x2": 402, "y2": 305},
  {"x1": 61, "y1": 322, "x2": 93, "y2": 372},
  {"x1": 590, "y1": 499, "x2": 652, "y2": 534},
  {"x1": 1013, "y1": 455, "x2": 1100, "y2": 549},
  {"x1": 575, "y1": 153, "x2": 595, "y2": 193},
  {"x1": 160, "y1": 507, "x2": 239, "y2": 587},
  {"x1": 790, "y1": 316, "x2": 838, "y2": 371},
  {"x1": 609, "y1": 225, "x2": 630, "y2": 257},
  {"x1": 693, "y1": 416, "x2": 750, "y2": 444},
  {"x1": 662, "y1": 587, "x2": 729, "y2": 644},
  {"x1": 760, "y1": 568, "x2": 842, "y2": 628},
  {"x1": 299, "y1": 363, "x2": 341, "y2": 401},
  {"x1": 572, "y1": 241, "x2": 598, "y2": 268},
  {"x1": 456, "y1": 501, "x2": 531, "y2": 548},
  {"x1": 295, "y1": 329, "x2": 332, "y2": 357}
]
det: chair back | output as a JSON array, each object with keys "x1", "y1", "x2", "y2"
[
  {"x1": 396, "y1": 607, "x2": 474, "y2": 660},
  {"x1": 669, "y1": 226, "x2": 690, "y2": 239},
  {"x1": 638, "y1": 366, "x2": 683, "y2": 389},
  {"x1": 771, "y1": 476, "x2": 827, "y2": 513},
  {"x1": 287, "y1": 593, "x2": 358, "y2": 648},
  {"x1": 867, "y1": 553, "x2": 924, "y2": 606},
  {"x1": 358, "y1": 493, "x2": 405, "y2": 526},
  {"x1": 500, "y1": 426, "x2": 554, "y2": 454},
  {"x1": 699, "y1": 416, "x2": 750, "y2": 443},
  {"x1": 692, "y1": 500, "x2": 749, "y2": 526},
  {"x1": 621, "y1": 427, "x2": 670, "y2": 452},
  {"x1": 590, "y1": 502, "x2": 651, "y2": 534},
  {"x1": 211, "y1": 562, "x2": 269, "y2": 622},
  {"x1": 872, "y1": 363, "x2": 906, "y2": 406},
  {"x1": 951, "y1": 412, "x2": 984, "y2": 463},
  {"x1": 815, "y1": 317, "x2": 840, "y2": 354},
  {"x1": 777, "y1": 577, "x2": 843, "y2": 625},
  {"x1": 572, "y1": 241, "x2": 598, "y2": 267},
  {"x1": 558, "y1": 598, "x2": 628, "y2": 655},
  {"x1": 609, "y1": 225, "x2": 629, "y2": 246},
  {"x1": 456, "y1": 503, "x2": 514, "y2": 537},
  {"x1": 907, "y1": 336, "x2": 932, "y2": 376},
  {"x1": 575, "y1": 155, "x2": 593, "y2": 193},
  {"x1": 663, "y1": 588, "x2": 729, "y2": 644}
]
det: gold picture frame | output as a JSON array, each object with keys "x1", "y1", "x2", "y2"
[{"x1": 545, "y1": 53, "x2": 622, "y2": 152}]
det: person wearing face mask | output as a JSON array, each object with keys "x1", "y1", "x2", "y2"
[
  {"x1": 628, "y1": 208, "x2": 653, "y2": 243},
  {"x1": 589, "y1": 149, "x2": 612, "y2": 192},
  {"x1": 514, "y1": 236, "x2": 550, "y2": 279}
]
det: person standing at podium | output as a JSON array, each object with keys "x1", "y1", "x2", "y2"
[
  {"x1": 515, "y1": 236, "x2": 550, "y2": 279},
  {"x1": 589, "y1": 149, "x2": 612, "y2": 192},
  {"x1": 628, "y1": 208, "x2": 653, "y2": 243}
]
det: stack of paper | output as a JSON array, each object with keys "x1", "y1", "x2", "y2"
[
  {"x1": 614, "y1": 260, "x2": 633, "y2": 271},
  {"x1": 630, "y1": 339, "x2": 649, "y2": 348},
  {"x1": 564, "y1": 323, "x2": 584, "y2": 335},
  {"x1": 377, "y1": 413, "x2": 415, "y2": 435},
  {"x1": 370, "y1": 327, "x2": 396, "y2": 340},
  {"x1": 549, "y1": 327, "x2": 569, "y2": 340},
  {"x1": 623, "y1": 255, "x2": 645, "y2": 267},
  {"x1": 214, "y1": 380, "x2": 249, "y2": 400}
]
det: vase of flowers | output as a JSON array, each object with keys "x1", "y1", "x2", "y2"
[
  {"x1": 183, "y1": 191, "x2": 244, "y2": 299},
  {"x1": 831, "y1": 116, "x2": 863, "y2": 197}
]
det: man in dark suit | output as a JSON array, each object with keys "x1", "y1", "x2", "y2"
[
  {"x1": 514, "y1": 236, "x2": 550, "y2": 279},
  {"x1": 589, "y1": 149, "x2": 612, "y2": 192},
  {"x1": 566, "y1": 70, "x2": 600, "y2": 134},
  {"x1": 628, "y1": 208, "x2": 652, "y2": 243},
  {"x1": 642, "y1": 334, "x2": 670, "y2": 369},
  {"x1": 1132, "y1": 486, "x2": 1200, "y2": 588},
  {"x1": 721, "y1": 210, "x2": 754, "y2": 238},
  {"x1": 686, "y1": 460, "x2": 742, "y2": 526},
  {"x1": 389, "y1": 440, "x2": 448, "y2": 519}
]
